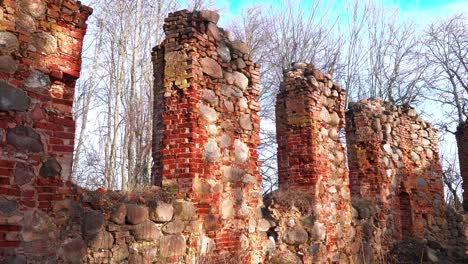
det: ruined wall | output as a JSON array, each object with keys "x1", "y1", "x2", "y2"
[
  {"x1": 0, "y1": 0, "x2": 92, "y2": 261},
  {"x1": 151, "y1": 10, "x2": 266, "y2": 263},
  {"x1": 346, "y1": 98, "x2": 447, "y2": 260},
  {"x1": 456, "y1": 122, "x2": 468, "y2": 211},
  {"x1": 272, "y1": 64, "x2": 355, "y2": 262}
]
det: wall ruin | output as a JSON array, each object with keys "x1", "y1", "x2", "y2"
[
  {"x1": 346, "y1": 98, "x2": 448, "y2": 260},
  {"x1": 456, "y1": 122, "x2": 468, "y2": 211},
  {"x1": 151, "y1": 10, "x2": 266, "y2": 263},
  {"x1": 273, "y1": 64, "x2": 355, "y2": 262}
]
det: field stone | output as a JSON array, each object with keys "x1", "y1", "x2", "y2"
[
  {"x1": 230, "y1": 40, "x2": 249, "y2": 54},
  {"x1": 205, "y1": 124, "x2": 218, "y2": 137},
  {"x1": 320, "y1": 107, "x2": 330, "y2": 123},
  {"x1": 236, "y1": 58, "x2": 246, "y2": 69},
  {"x1": 270, "y1": 250, "x2": 302, "y2": 264},
  {"x1": 200, "y1": 57, "x2": 222, "y2": 78},
  {"x1": 199, "y1": 10, "x2": 220, "y2": 24},
  {"x1": 239, "y1": 114, "x2": 253, "y2": 130},
  {"x1": 232, "y1": 71, "x2": 249, "y2": 90},
  {"x1": 32, "y1": 32, "x2": 57, "y2": 55},
  {"x1": 90, "y1": 230, "x2": 114, "y2": 250},
  {"x1": 283, "y1": 227, "x2": 309, "y2": 245},
  {"x1": 14, "y1": 162, "x2": 34, "y2": 186},
  {"x1": 110, "y1": 203, "x2": 126, "y2": 224},
  {"x1": 218, "y1": 45, "x2": 231, "y2": 62},
  {"x1": 199, "y1": 104, "x2": 219, "y2": 123},
  {"x1": 173, "y1": 201, "x2": 196, "y2": 220},
  {"x1": 207, "y1": 23, "x2": 222, "y2": 41},
  {"x1": 0, "y1": 81, "x2": 31, "y2": 111},
  {"x1": 82, "y1": 210, "x2": 104, "y2": 238},
  {"x1": 18, "y1": 0, "x2": 46, "y2": 19},
  {"x1": 7, "y1": 125, "x2": 43, "y2": 153},
  {"x1": 234, "y1": 139, "x2": 249, "y2": 163},
  {"x1": 132, "y1": 220, "x2": 161, "y2": 241},
  {"x1": 39, "y1": 157, "x2": 61, "y2": 177},
  {"x1": 203, "y1": 213, "x2": 219, "y2": 231},
  {"x1": 126, "y1": 204, "x2": 149, "y2": 225},
  {"x1": 202, "y1": 89, "x2": 218, "y2": 105},
  {"x1": 149, "y1": 202, "x2": 173, "y2": 222},
  {"x1": 162, "y1": 218, "x2": 184, "y2": 234},
  {"x1": 220, "y1": 198, "x2": 234, "y2": 219},
  {"x1": 0, "y1": 32, "x2": 19, "y2": 52},
  {"x1": 203, "y1": 140, "x2": 220, "y2": 162},
  {"x1": 112, "y1": 245, "x2": 129, "y2": 263},
  {"x1": 219, "y1": 133, "x2": 231, "y2": 148},
  {"x1": 311, "y1": 222, "x2": 326, "y2": 241},
  {"x1": 0, "y1": 55, "x2": 17, "y2": 73},
  {"x1": 221, "y1": 166, "x2": 244, "y2": 183},
  {"x1": 16, "y1": 13, "x2": 36, "y2": 33},
  {"x1": 24, "y1": 71, "x2": 51, "y2": 89},
  {"x1": 159, "y1": 235, "x2": 186, "y2": 257},
  {"x1": 224, "y1": 99, "x2": 234, "y2": 112},
  {"x1": 61, "y1": 237, "x2": 86, "y2": 264},
  {"x1": 0, "y1": 197, "x2": 18, "y2": 215}
]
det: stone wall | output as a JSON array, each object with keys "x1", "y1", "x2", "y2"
[
  {"x1": 0, "y1": 0, "x2": 92, "y2": 261},
  {"x1": 346, "y1": 98, "x2": 447, "y2": 260},
  {"x1": 456, "y1": 122, "x2": 468, "y2": 211},
  {"x1": 273, "y1": 64, "x2": 354, "y2": 262},
  {"x1": 151, "y1": 10, "x2": 266, "y2": 263}
]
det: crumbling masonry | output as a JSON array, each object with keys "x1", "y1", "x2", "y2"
[
  {"x1": 0, "y1": 3, "x2": 466, "y2": 264},
  {"x1": 456, "y1": 122, "x2": 468, "y2": 211}
]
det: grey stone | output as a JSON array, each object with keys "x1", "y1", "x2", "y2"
[
  {"x1": 162, "y1": 218, "x2": 185, "y2": 234},
  {"x1": 110, "y1": 203, "x2": 126, "y2": 224},
  {"x1": 32, "y1": 32, "x2": 57, "y2": 55},
  {"x1": 230, "y1": 40, "x2": 249, "y2": 54},
  {"x1": 24, "y1": 71, "x2": 51, "y2": 89},
  {"x1": 82, "y1": 210, "x2": 104, "y2": 238},
  {"x1": 234, "y1": 139, "x2": 249, "y2": 163},
  {"x1": 202, "y1": 89, "x2": 218, "y2": 105},
  {"x1": 200, "y1": 57, "x2": 222, "y2": 78},
  {"x1": 320, "y1": 107, "x2": 330, "y2": 123},
  {"x1": 199, "y1": 104, "x2": 219, "y2": 123},
  {"x1": 159, "y1": 235, "x2": 186, "y2": 257},
  {"x1": 0, "y1": 55, "x2": 17, "y2": 74},
  {"x1": 0, "y1": 197, "x2": 18, "y2": 215},
  {"x1": 410, "y1": 151, "x2": 420, "y2": 162},
  {"x1": 112, "y1": 245, "x2": 129, "y2": 263},
  {"x1": 221, "y1": 166, "x2": 244, "y2": 183},
  {"x1": 270, "y1": 250, "x2": 302, "y2": 264},
  {"x1": 203, "y1": 140, "x2": 220, "y2": 162},
  {"x1": 173, "y1": 201, "x2": 196, "y2": 220},
  {"x1": 7, "y1": 125, "x2": 43, "y2": 152},
  {"x1": 90, "y1": 230, "x2": 114, "y2": 250},
  {"x1": 218, "y1": 45, "x2": 231, "y2": 62},
  {"x1": 39, "y1": 157, "x2": 61, "y2": 177},
  {"x1": 426, "y1": 248, "x2": 439, "y2": 262},
  {"x1": 243, "y1": 174, "x2": 257, "y2": 184},
  {"x1": 220, "y1": 198, "x2": 234, "y2": 219},
  {"x1": 232, "y1": 71, "x2": 249, "y2": 90},
  {"x1": 203, "y1": 213, "x2": 220, "y2": 231},
  {"x1": 199, "y1": 10, "x2": 220, "y2": 24},
  {"x1": 14, "y1": 162, "x2": 34, "y2": 186},
  {"x1": 16, "y1": 13, "x2": 36, "y2": 33},
  {"x1": 61, "y1": 237, "x2": 86, "y2": 264},
  {"x1": 258, "y1": 218, "x2": 271, "y2": 232},
  {"x1": 207, "y1": 23, "x2": 222, "y2": 41},
  {"x1": 132, "y1": 220, "x2": 161, "y2": 241},
  {"x1": 283, "y1": 227, "x2": 309, "y2": 245},
  {"x1": 416, "y1": 177, "x2": 428, "y2": 187},
  {"x1": 236, "y1": 58, "x2": 246, "y2": 69},
  {"x1": 219, "y1": 133, "x2": 231, "y2": 148},
  {"x1": 126, "y1": 204, "x2": 149, "y2": 225},
  {"x1": 238, "y1": 97, "x2": 248, "y2": 110},
  {"x1": 310, "y1": 222, "x2": 326, "y2": 241},
  {"x1": 0, "y1": 81, "x2": 31, "y2": 111},
  {"x1": 0, "y1": 32, "x2": 19, "y2": 52},
  {"x1": 239, "y1": 114, "x2": 253, "y2": 130},
  {"x1": 221, "y1": 84, "x2": 234, "y2": 97},
  {"x1": 18, "y1": 0, "x2": 46, "y2": 19},
  {"x1": 149, "y1": 202, "x2": 173, "y2": 223},
  {"x1": 224, "y1": 99, "x2": 234, "y2": 112}
]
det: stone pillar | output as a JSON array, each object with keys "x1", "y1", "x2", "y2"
[
  {"x1": 346, "y1": 99, "x2": 447, "y2": 245},
  {"x1": 456, "y1": 122, "x2": 468, "y2": 211},
  {"x1": 151, "y1": 10, "x2": 265, "y2": 262},
  {"x1": 275, "y1": 64, "x2": 353, "y2": 262},
  {"x1": 0, "y1": 0, "x2": 91, "y2": 258}
]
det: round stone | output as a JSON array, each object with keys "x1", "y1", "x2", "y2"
[
  {"x1": 32, "y1": 32, "x2": 57, "y2": 55},
  {"x1": 234, "y1": 139, "x2": 249, "y2": 163},
  {"x1": 203, "y1": 140, "x2": 220, "y2": 162}
]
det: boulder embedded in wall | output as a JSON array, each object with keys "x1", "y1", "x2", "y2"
[
  {"x1": 310, "y1": 222, "x2": 326, "y2": 241},
  {"x1": 7, "y1": 125, "x2": 43, "y2": 153},
  {"x1": 126, "y1": 204, "x2": 149, "y2": 225},
  {"x1": 270, "y1": 250, "x2": 302, "y2": 264},
  {"x1": 17, "y1": 0, "x2": 46, "y2": 19},
  {"x1": 162, "y1": 218, "x2": 185, "y2": 234},
  {"x1": 207, "y1": 23, "x2": 222, "y2": 41},
  {"x1": 159, "y1": 235, "x2": 186, "y2": 257},
  {"x1": 232, "y1": 71, "x2": 249, "y2": 90},
  {"x1": 110, "y1": 203, "x2": 127, "y2": 225},
  {"x1": 14, "y1": 162, "x2": 35, "y2": 186},
  {"x1": 0, "y1": 32, "x2": 19, "y2": 52},
  {"x1": 22, "y1": 210, "x2": 56, "y2": 242},
  {"x1": 173, "y1": 200, "x2": 196, "y2": 220},
  {"x1": 218, "y1": 45, "x2": 231, "y2": 62},
  {"x1": 230, "y1": 40, "x2": 249, "y2": 54},
  {"x1": 203, "y1": 140, "x2": 221, "y2": 162},
  {"x1": 283, "y1": 227, "x2": 309, "y2": 245},
  {"x1": 24, "y1": 71, "x2": 51, "y2": 89},
  {"x1": 16, "y1": 13, "x2": 36, "y2": 33},
  {"x1": 202, "y1": 89, "x2": 218, "y2": 105},
  {"x1": 61, "y1": 237, "x2": 86, "y2": 264},
  {"x1": 39, "y1": 157, "x2": 62, "y2": 177},
  {"x1": 0, "y1": 81, "x2": 31, "y2": 111},
  {"x1": 199, "y1": 104, "x2": 219, "y2": 123},
  {"x1": 200, "y1": 57, "x2": 223, "y2": 78},
  {"x1": 32, "y1": 32, "x2": 57, "y2": 55},
  {"x1": 203, "y1": 213, "x2": 220, "y2": 231},
  {"x1": 0, "y1": 55, "x2": 18, "y2": 74},
  {"x1": 132, "y1": 220, "x2": 161, "y2": 241},
  {"x1": 221, "y1": 166, "x2": 244, "y2": 183},
  {"x1": 149, "y1": 202, "x2": 174, "y2": 223},
  {"x1": 90, "y1": 230, "x2": 114, "y2": 250},
  {"x1": 199, "y1": 10, "x2": 220, "y2": 24},
  {"x1": 0, "y1": 197, "x2": 18, "y2": 215},
  {"x1": 234, "y1": 139, "x2": 249, "y2": 163},
  {"x1": 221, "y1": 198, "x2": 234, "y2": 219},
  {"x1": 239, "y1": 114, "x2": 253, "y2": 130},
  {"x1": 82, "y1": 210, "x2": 104, "y2": 239}
]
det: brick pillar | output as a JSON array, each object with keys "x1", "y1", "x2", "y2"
[
  {"x1": 346, "y1": 99, "x2": 446, "y2": 244},
  {"x1": 456, "y1": 122, "x2": 468, "y2": 211},
  {"x1": 0, "y1": 0, "x2": 91, "y2": 256},
  {"x1": 275, "y1": 64, "x2": 353, "y2": 261},
  {"x1": 151, "y1": 10, "x2": 265, "y2": 262}
]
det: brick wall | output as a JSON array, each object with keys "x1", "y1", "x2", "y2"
[
  {"x1": 456, "y1": 122, "x2": 468, "y2": 211},
  {"x1": 346, "y1": 98, "x2": 447, "y2": 257},
  {"x1": 151, "y1": 10, "x2": 266, "y2": 263},
  {"x1": 274, "y1": 64, "x2": 354, "y2": 262}
]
